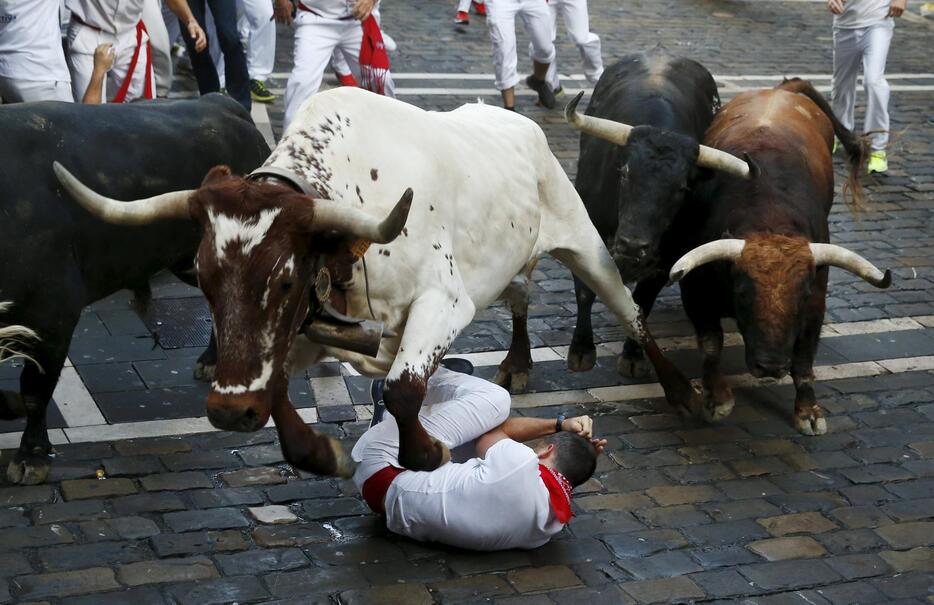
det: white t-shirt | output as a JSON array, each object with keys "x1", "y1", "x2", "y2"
[
  {"x1": 298, "y1": 0, "x2": 355, "y2": 20},
  {"x1": 0, "y1": 0, "x2": 71, "y2": 82},
  {"x1": 65, "y1": 0, "x2": 146, "y2": 34},
  {"x1": 834, "y1": 0, "x2": 893, "y2": 29},
  {"x1": 384, "y1": 439, "x2": 565, "y2": 551}
]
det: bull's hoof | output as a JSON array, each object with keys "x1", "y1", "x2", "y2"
[
  {"x1": 617, "y1": 353, "x2": 652, "y2": 379},
  {"x1": 193, "y1": 361, "x2": 216, "y2": 382},
  {"x1": 6, "y1": 455, "x2": 51, "y2": 485},
  {"x1": 703, "y1": 397, "x2": 735, "y2": 423},
  {"x1": 327, "y1": 436, "x2": 357, "y2": 479},
  {"x1": 399, "y1": 437, "x2": 450, "y2": 472},
  {"x1": 795, "y1": 414, "x2": 828, "y2": 436},
  {"x1": 567, "y1": 345, "x2": 596, "y2": 372},
  {"x1": 493, "y1": 368, "x2": 529, "y2": 394}
]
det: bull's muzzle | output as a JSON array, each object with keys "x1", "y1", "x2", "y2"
[
  {"x1": 206, "y1": 391, "x2": 270, "y2": 432},
  {"x1": 612, "y1": 238, "x2": 656, "y2": 278}
]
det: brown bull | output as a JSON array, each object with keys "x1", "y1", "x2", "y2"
[{"x1": 667, "y1": 78, "x2": 891, "y2": 435}]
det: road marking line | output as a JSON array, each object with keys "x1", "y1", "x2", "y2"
[
  {"x1": 269, "y1": 71, "x2": 934, "y2": 81},
  {"x1": 250, "y1": 102, "x2": 276, "y2": 150},
  {"x1": 53, "y1": 358, "x2": 107, "y2": 427},
  {"x1": 0, "y1": 429, "x2": 68, "y2": 450}
]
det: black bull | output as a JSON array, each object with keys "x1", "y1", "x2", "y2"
[
  {"x1": 494, "y1": 50, "x2": 721, "y2": 392},
  {"x1": 0, "y1": 95, "x2": 269, "y2": 484}
]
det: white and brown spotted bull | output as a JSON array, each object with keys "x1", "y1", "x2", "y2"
[{"x1": 54, "y1": 87, "x2": 701, "y2": 478}]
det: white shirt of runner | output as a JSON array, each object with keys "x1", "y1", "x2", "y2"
[{"x1": 0, "y1": 0, "x2": 71, "y2": 82}]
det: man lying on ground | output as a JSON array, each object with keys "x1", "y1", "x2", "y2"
[{"x1": 353, "y1": 361, "x2": 605, "y2": 550}]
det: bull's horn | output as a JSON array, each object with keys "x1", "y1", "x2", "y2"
[
  {"x1": 809, "y1": 243, "x2": 892, "y2": 288},
  {"x1": 696, "y1": 145, "x2": 752, "y2": 179},
  {"x1": 312, "y1": 188, "x2": 413, "y2": 244},
  {"x1": 564, "y1": 91, "x2": 633, "y2": 145},
  {"x1": 53, "y1": 162, "x2": 193, "y2": 225},
  {"x1": 669, "y1": 239, "x2": 746, "y2": 284}
]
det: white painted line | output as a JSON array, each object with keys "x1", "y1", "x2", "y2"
[
  {"x1": 250, "y1": 102, "x2": 276, "y2": 149},
  {"x1": 64, "y1": 416, "x2": 217, "y2": 443},
  {"x1": 269, "y1": 71, "x2": 934, "y2": 81},
  {"x1": 823, "y1": 317, "x2": 925, "y2": 336},
  {"x1": 52, "y1": 361, "x2": 107, "y2": 428},
  {"x1": 511, "y1": 389, "x2": 597, "y2": 409},
  {"x1": 310, "y1": 375, "x2": 353, "y2": 407},
  {"x1": 0, "y1": 429, "x2": 68, "y2": 450},
  {"x1": 878, "y1": 355, "x2": 934, "y2": 374}
]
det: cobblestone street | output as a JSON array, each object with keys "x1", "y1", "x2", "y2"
[{"x1": 1, "y1": 0, "x2": 933, "y2": 603}]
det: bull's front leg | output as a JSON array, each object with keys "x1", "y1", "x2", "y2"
[
  {"x1": 385, "y1": 290, "x2": 476, "y2": 471},
  {"x1": 494, "y1": 271, "x2": 534, "y2": 393},
  {"x1": 792, "y1": 277, "x2": 828, "y2": 436},
  {"x1": 619, "y1": 272, "x2": 667, "y2": 379}
]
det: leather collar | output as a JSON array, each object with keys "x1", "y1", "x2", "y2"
[{"x1": 247, "y1": 166, "x2": 317, "y2": 196}]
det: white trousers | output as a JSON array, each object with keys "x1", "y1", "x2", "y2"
[
  {"x1": 832, "y1": 23, "x2": 893, "y2": 150},
  {"x1": 0, "y1": 77, "x2": 73, "y2": 103},
  {"x1": 351, "y1": 368, "x2": 512, "y2": 486},
  {"x1": 486, "y1": 0, "x2": 555, "y2": 91},
  {"x1": 143, "y1": 0, "x2": 172, "y2": 97},
  {"x1": 67, "y1": 20, "x2": 153, "y2": 103},
  {"x1": 283, "y1": 11, "x2": 396, "y2": 129},
  {"x1": 540, "y1": 0, "x2": 602, "y2": 90},
  {"x1": 239, "y1": 0, "x2": 275, "y2": 82}
]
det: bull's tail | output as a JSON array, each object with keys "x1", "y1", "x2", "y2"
[
  {"x1": 777, "y1": 77, "x2": 867, "y2": 209},
  {"x1": 0, "y1": 302, "x2": 40, "y2": 368}
]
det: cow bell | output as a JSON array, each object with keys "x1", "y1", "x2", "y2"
[{"x1": 301, "y1": 317, "x2": 385, "y2": 358}]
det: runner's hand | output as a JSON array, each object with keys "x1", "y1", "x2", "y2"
[
  {"x1": 590, "y1": 438, "x2": 607, "y2": 455},
  {"x1": 187, "y1": 19, "x2": 207, "y2": 52},
  {"x1": 352, "y1": 0, "x2": 376, "y2": 21},
  {"x1": 275, "y1": 0, "x2": 294, "y2": 26},
  {"x1": 92, "y1": 44, "x2": 115, "y2": 74},
  {"x1": 561, "y1": 415, "x2": 593, "y2": 439},
  {"x1": 827, "y1": 0, "x2": 846, "y2": 14},
  {"x1": 889, "y1": 0, "x2": 906, "y2": 17}
]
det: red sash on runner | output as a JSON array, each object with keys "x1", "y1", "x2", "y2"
[
  {"x1": 539, "y1": 464, "x2": 574, "y2": 523},
  {"x1": 112, "y1": 20, "x2": 153, "y2": 103},
  {"x1": 358, "y1": 16, "x2": 390, "y2": 95},
  {"x1": 362, "y1": 465, "x2": 405, "y2": 515}
]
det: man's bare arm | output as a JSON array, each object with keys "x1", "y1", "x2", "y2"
[
  {"x1": 164, "y1": 0, "x2": 207, "y2": 51},
  {"x1": 476, "y1": 416, "x2": 594, "y2": 458}
]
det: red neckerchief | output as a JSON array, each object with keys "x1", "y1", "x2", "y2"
[
  {"x1": 539, "y1": 464, "x2": 574, "y2": 523},
  {"x1": 358, "y1": 16, "x2": 390, "y2": 95}
]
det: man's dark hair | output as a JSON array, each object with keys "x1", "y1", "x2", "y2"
[{"x1": 529, "y1": 432, "x2": 598, "y2": 487}]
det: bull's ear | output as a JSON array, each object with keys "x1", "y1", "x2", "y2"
[{"x1": 201, "y1": 165, "x2": 233, "y2": 186}]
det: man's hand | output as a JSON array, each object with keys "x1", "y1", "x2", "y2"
[
  {"x1": 828, "y1": 0, "x2": 846, "y2": 14},
  {"x1": 92, "y1": 43, "x2": 115, "y2": 74},
  {"x1": 560, "y1": 415, "x2": 593, "y2": 439},
  {"x1": 590, "y1": 438, "x2": 608, "y2": 455},
  {"x1": 275, "y1": 0, "x2": 294, "y2": 26},
  {"x1": 186, "y1": 19, "x2": 207, "y2": 52},
  {"x1": 889, "y1": 0, "x2": 906, "y2": 17},
  {"x1": 352, "y1": 0, "x2": 376, "y2": 21}
]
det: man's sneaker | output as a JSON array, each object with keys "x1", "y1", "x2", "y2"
[
  {"x1": 526, "y1": 74, "x2": 556, "y2": 109},
  {"x1": 369, "y1": 379, "x2": 386, "y2": 428},
  {"x1": 867, "y1": 150, "x2": 888, "y2": 174},
  {"x1": 472, "y1": 1, "x2": 487, "y2": 16},
  {"x1": 440, "y1": 358, "x2": 475, "y2": 375},
  {"x1": 454, "y1": 11, "x2": 469, "y2": 24},
  {"x1": 250, "y1": 79, "x2": 275, "y2": 103},
  {"x1": 553, "y1": 86, "x2": 565, "y2": 99},
  {"x1": 832, "y1": 137, "x2": 839, "y2": 154},
  {"x1": 337, "y1": 73, "x2": 358, "y2": 87}
]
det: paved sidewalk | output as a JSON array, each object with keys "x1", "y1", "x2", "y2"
[{"x1": 1, "y1": 0, "x2": 933, "y2": 602}]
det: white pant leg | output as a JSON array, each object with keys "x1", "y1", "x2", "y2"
[
  {"x1": 108, "y1": 26, "x2": 154, "y2": 102},
  {"x1": 457, "y1": 0, "x2": 471, "y2": 12},
  {"x1": 331, "y1": 47, "x2": 352, "y2": 77},
  {"x1": 0, "y1": 77, "x2": 73, "y2": 103},
  {"x1": 239, "y1": 0, "x2": 276, "y2": 81},
  {"x1": 67, "y1": 21, "x2": 104, "y2": 102},
  {"x1": 283, "y1": 13, "x2": 343, "y2": 129},
  {"x1": 541, "y1": 3, "x2": 560, "y2": 90},
  {"x1": 519, "y1": 0, "x2": 556, "y2": 65},
  {"x1": 335, "y1": 19, "x2": 395, "y2": 97},
  {"x1": 831, "y1": 27, "x2": 862, "y2": 133},
  {"x1": 351, "y1": 368, "x2": 512, "y2": 487},
  {"x1": 861, "y1": 23, "x2": 892, "y2": 150},
  {"x1": 487, "y1": 0, "x2": 521, "y2": 90},
  {"x1": 559, "y1": 0, "x2": 602, "y2": 84},
  {"x1": 143, "y1": 0, "x2": 173, "y2": 97}
]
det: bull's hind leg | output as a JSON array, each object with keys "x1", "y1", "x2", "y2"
[
  {"x1": 548, "y1": 240, "x2": 701, "y2": 416},
  {"x1": 567, "y1": 277, "x2": 598, "y2": 372},
  {"x1": 494, "y1": 267, "x2": 535, "y2": 393},
  {"x1": 384, "y1": 290, "x2": 476, "y2": 471}
]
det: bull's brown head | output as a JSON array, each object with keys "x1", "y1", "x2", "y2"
[
  {"x1": 53, "y1": 162, "x2": 412, "y2": 433},
  {"x1": 669, "y1": 234, "x2": 891, "y2": 379}
]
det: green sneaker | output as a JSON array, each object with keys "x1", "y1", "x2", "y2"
[
  {"x1": 554, "y1": 86, "x2": 565, "y2": 99},
  {"x1": 832, "y1": 137, "x2": 839, "y2": 154},
  {"x1": 250, "y1": 79, "x2": 275, "y2": 103},
  {"x1": 867, "y1": 150, "x2": 888, "y2": 174}
]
